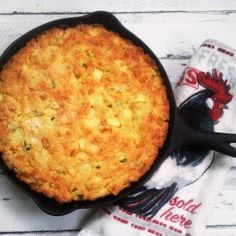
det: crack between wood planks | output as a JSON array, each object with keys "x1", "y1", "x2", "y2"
[
  {"x1": 162, "y1": 54, "x2": 191, "y2": 60},
  {"x1": 206, "y1": 224, "x2": 236, "y2": 228},
  {"x1": 0, "y1": 197, "x2": 28, "y2": 201},
  {"x1": 230, "y1": 166, "x2": 236, "y2": 170},
  {"x1": 1, "y1": 226, "x2": 236, "y2": 234},
  {"x1": 1, "y1": 10, "x2": 236, "y2": 15},
  {"x1": 0, "y1": 229, "x2": 80, "y2": 234}
]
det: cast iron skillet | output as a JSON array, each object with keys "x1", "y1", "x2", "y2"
[{"x1": 1, "y1": 11, "x2": 236, "y2": 216}]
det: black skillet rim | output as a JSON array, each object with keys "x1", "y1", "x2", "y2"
[{"x1": 0, "y1": 11, "x2": 177, "y2": 216}]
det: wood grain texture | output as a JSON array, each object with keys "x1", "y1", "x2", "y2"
[
  {"x1": 1, "y1": 0, "x2": 236, "y2": 13},
  {"x1": 0, "y1": 176, "x2": 94, "y2": 232},
  {"x1": 207, "y1": 166, "x2": 236, "y2": 226},
  {"x1": 1, "y1": 12, "x2": 236, "y2": 60}
]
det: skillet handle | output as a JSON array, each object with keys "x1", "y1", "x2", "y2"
[
  {"x1": 170, "y1": 113, "x2": 236, "y2": 157},
  {"x1": 187, "y1": 129, "x2": 236, "y2": 157}
]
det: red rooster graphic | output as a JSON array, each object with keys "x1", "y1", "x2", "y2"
[
  {"x1": 118, "y1": 69, "x2": 233, "y2": 218},
  {"x1": 197, "y1": 69, "x2": 232, "y2": 123}
]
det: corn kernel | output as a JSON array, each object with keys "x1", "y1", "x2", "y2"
[
  {"x1": 91, "y1": 176, "x2": 102, "y2": 184},
  {"x1": 92, "y1": 68, "x2": 103, "y2": 81},
  {"x1": 84, "y1": 109, "x2": 101, "y2": 128},
  {"x1": 79, "y1": 138, "x2": 88, "y2": 150},
  {"x1": 106, "y1": 117, "x2": 121, "y2": 127},
  {"x1": 50, "y1": 101, "x2": 60, "y2": 109},
  {"x1": 68, "y1": 167, "x2": 76, "y2": 175},
  {"x1": 84, "y1": 117, "x2": 100, "y2": 128},
  {"x1": 121, "y1": 109, "x2": 133, "y2": 120},
  {"x1": 89, "y1": 144, "x2": 99, "y2": 154},
  {"x1": 79, "y1": 164, "x2": 92, "y2": 173},
  {"x1": 88, "y1": 94, "x2": 103, "y2": 107},
  {"x1": 88, "y1": 28, "x2": 100, "y2": 36},
  {"x1": 134, "y1": 94, "x2": 146, "y2": 103},
  {"x1": 78, "y1": 152, "x2": 89, "y2": 160},
  {"x1": 9, "y1": 129, "x2": 23, "y2": 144}
]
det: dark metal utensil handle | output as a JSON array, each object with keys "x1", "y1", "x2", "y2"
[
  {"x1": 185, "y1": 129, "x2": 236, "y2": 157},
  {"x1": 170, "y1": 113, "x2": 236, "y2": 157}
]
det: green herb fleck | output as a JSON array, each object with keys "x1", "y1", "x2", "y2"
[
  {"x1": 72, "y1": 187, "x2": 77, "y2": 192},
  {"x1": 23, "y1": 141, "x2": 32, "y2": 153},
  {"x1": 107, "y1": 104, "x2": 112, "y2": 108},
  {"x1": 85, "y1": 50, "x2": 91, "y2": 56},
  {"x1": 96, "y1": 165, "x2": 101, "y2": 169},
  {"x1": 49, "y1": 183, "x2": 54, "y2": 187},
  {"x1": 120, "y1": 158, "x2": 127, "y2": 163},
  {"x1": 51, "y1": 80, "x2": 56, "y2": 88},
  {"x1": 51, "y1": 116, "x2": 55, "y2": 121},
  {"x1": 82, "y1": 63, "x2": 87, "y2": 68},
  {"x1": 77, "y1": 194, "x2": 84, "y2": 200},
  {"x1": 32, "y1": 110, "x2": 43, "y2": 116}
]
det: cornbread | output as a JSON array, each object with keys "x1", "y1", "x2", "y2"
[{"x1": 0, "y1": 24, "x2": 169, "y2": 203}]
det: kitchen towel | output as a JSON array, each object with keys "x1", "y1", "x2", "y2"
[{"x1": 78, "y1": 39, "x2": 236, "y2": 236}]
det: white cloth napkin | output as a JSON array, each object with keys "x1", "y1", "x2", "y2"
[{"x1": 78, "y1": 39, "x2": 236, "y2": 236}]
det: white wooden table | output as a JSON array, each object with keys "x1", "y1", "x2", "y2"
[{"x1": 0, "y1": 1, "x2": 236, "y2": 235}]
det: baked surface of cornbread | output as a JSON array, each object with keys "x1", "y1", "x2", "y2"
[{"x1": 0, "y1": 24, "x2": 169, "y2": 203}]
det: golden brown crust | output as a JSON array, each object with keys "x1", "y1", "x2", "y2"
[{"x1": 0, "y1": 24, "x2": 169, "y2": 203}]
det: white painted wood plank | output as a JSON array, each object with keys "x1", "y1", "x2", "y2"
[
  {"x1": 222, "y1": 166, "x2": 236, "y2": 190},
  {"x1": 0, "y1": 0, "x2": 236, "y2": 13},
  {"x1": 206, "y1": 227, "x2": 236, "y2": 236},
  {"x1": 1, "y1": 12, "x2": 236, "y2": 61},
  {"x1": 0, "y1": 199, "x2": 90, "y2": 232},
  {"x1": 0, "y1": 198, "x2": 94, "y2": 232},
  {"x1": 0, "y1": 176, "x2": 94, "y2": 232},
  {"x1": 207, "y1": 189, "x2": 236, "y2": 225},
  {"x1": 207, "y1": 166, "x2": 236, "y2": 226},
  {"x1": 0, "y1": 175, "x2": 27, "y2": 199}
]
